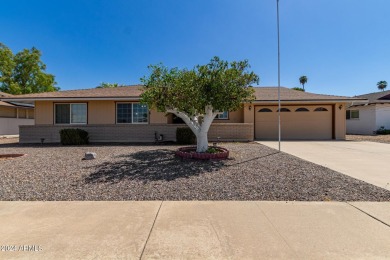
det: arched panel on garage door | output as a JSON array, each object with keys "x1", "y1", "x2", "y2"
[{"x1": 255, "y1": 105, "x2": 333, "y2": 140}]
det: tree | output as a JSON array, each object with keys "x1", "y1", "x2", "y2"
[
  {"x1": 141, "y1": 57, "x2": 259, "y2": 152},
  {"x1": 0, "y1": 43, "x2": 15, "y2": 91},
  {"x1": 299, "y1": 75, "x2": 308, "y2": 90},
  {"x1": 292, "y1": 87, "x2": 305, "y2": 92},
  {"x1": 96, "y1": 82, "x2": 121, "y2": 88},
  {"x1": 0, "y1": 43, "x2": 58, "y2": 94},
  {"x1": 377, "y1": 81, "x2": 387, "y2": 92}
]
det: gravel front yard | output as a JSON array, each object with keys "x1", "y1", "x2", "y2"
[
  {"x1": 346, "y1": 134, "x2": 390, "y2": 144},
  {"x1": 1, "y1": 141, "x2": 390, "y2": 201}
]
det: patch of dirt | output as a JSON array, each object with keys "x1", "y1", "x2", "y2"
[
  {"x1": 346, "y1": 135, "x2": 390, "y2": 144},
  {"x1": 0, "y1": 137, "x2": 19, "y2": 145}
]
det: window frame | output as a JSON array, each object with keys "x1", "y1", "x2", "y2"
[
  {"x1": 215, "y1": 111, "x2": 229, "y2": 120},
  {"x1": 346, "y1": 109, "x2": 359, "y2": 120},
  {"x1": 116, "y1": 102, "x2": 149, "y2": 124},
  {"x1": 54, "y1": 103, "x2": 88, "y2": 125}
]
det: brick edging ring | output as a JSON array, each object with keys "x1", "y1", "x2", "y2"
[
  {"x1": 175, "y1": 146, "x2": 229, "y2": 160},
  {"x1": 0, "y1": 154, "x2": 27, "y2": 159}
]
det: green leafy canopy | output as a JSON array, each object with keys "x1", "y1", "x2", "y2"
[
  {"x1": 377, "y1": 80, "x2": 387, "y2": 91},
  {"x1": 0, "y1": 42, "x2": 59, "y2": 94},
  {"x1": 96, "y1": 82, "x2": 122, "y2": 88},
  {"x1": 140, "y1": 56, "x2": 259, "y2": 116}
]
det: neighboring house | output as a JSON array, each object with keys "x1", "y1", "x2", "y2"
[
  {"x1": 0, "y1": 86, "x2": 363, "y2": 143},
  {"x1": 0, "y1": 91, "x2": 34, "y2": 135},
  {"x1": 346, "y1": 90, "x2": 390, "y2": 135}
]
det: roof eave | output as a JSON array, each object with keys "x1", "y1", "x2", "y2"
[
  {"x1": 1, "y1": 97, "x2": 141, "y2": 102},
  {"x1": 253, "y1": 99, "x2": 367, "y2": 103},
  {"x1": 0, "y1": 102, "x2": 34, "y2": 108}
]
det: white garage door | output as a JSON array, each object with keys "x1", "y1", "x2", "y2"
[{"x1": 255, "y1": 105, "x2": 333, "y2": 140}]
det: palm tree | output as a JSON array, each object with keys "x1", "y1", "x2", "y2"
[
  {"x1": 377, "y1": 81, "x2": 387, "y2": 91},
  {"x1": 299, "y1": 76, "x2": 308, "y2": 90}
]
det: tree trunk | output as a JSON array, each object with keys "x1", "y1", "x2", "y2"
[
  {"x1": 196, "y1": 132, "x2": 208, "y2": 153},
  {"x1": 167, "y1": 106, "x2": 217, "y2": 153}
]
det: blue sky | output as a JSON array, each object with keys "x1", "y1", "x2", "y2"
[{"x1": 1, "y1": 0, "x2": 389, "y2": 96}]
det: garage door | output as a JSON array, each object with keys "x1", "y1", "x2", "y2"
[{"x1": 255, "y1": 105, "x2": 333, "y2": 140}]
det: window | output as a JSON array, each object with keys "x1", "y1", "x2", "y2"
[
  {"x1": 117, "y1": 103, "x2": 132, "y2": 123},
  {"x1": 295, "y1": 107, "x2": 309, "y2": 112},
  {"x1": 133, "y1": 103, "x2": 149, "y2": 123},
  {"x1": 351, "y1": 110, "x2": 359, "y2": 119},
  {"x1": 277, "y1": 108, "x2": 291, "y2": 112},
  {"x1": 346, "y1": 110, "x2": 359, "y2": 120},
  {"x1": 116, "y1": 103, "x2": 148, "y2": 124},
  {"x1": 314, "y1": 107, "x2": 328, "y2": 112},
  {"x1": 216, "y1": 111, "x2": 229, "y2": 119},
  {"x1": 258, "y1": 108, "x2": 273, "y2": 112},
  {"x1": 55, "y1": 103, "x2": 87, "y2": 124}
]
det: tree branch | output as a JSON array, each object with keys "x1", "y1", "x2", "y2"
[{"x1": 166, "y1": 109, "x2": 200, "y2": 133}]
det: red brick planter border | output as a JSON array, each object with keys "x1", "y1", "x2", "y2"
[
  {"x1": 175, "y1": 146, "x2": 229, "y2": 160},
  {"x1": 0, "y1": 154, "x2": 26, "y2": 160}
]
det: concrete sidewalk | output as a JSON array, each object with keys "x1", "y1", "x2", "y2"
[
  {"x1": 0, "y1": 201, "x2": 389, "y2": 259},
  {"x1": 258, "y1": 141, "x2": 390, "y2": 191}
]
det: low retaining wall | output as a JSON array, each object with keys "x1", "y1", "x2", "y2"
[
  {"x1": 0, "y1": 118, "x2": 34, "y2": 135},
  {"x1": 19, "y1": 123, "x2": 254, "y2": 143}
]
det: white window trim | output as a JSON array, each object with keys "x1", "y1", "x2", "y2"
[
  {"x1": 347, "y1": 109, "x2": 360, "y2": 120},
  {"x1": 116, "y1": 102, "x2": 149, "y2": 124},
  {"x1": 350, "y1": 110, "x2": 359, "y2": 120},
  {"x1": 215, "y1": 111, "x2": 229, "y2": 120},
  {"x1": 54, "y1": 103, "x2": 87, "y2": 125}
]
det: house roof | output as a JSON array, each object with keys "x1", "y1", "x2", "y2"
[
  {"x1": 0, "y1": 101, "x2": 16, "y2": 107},
  {"x1": 0, "y1": 85, "x2": 143, "y2": 100},
  {"x1": 253, "y1": 87, "x2": 361, "y2": 102},
  {"x1": 0, "y1": 85, "x2": 364, "y2": 103},
  {"x1": 0, "y1": 92, "x2": 34, "y2": 108},
  {"x1": 353, "y1": 90, "x2": 390, "y2": 104},
  {"x1": 0, "y1": 101, "x2": 34, "y2": 108},
  {"x1": 0, "y1": 91, "x2": 13, "y2": 97}
]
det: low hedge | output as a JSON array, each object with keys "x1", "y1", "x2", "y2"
[
  {"x1": 59, "y1": 128, "x2": 89, "y2": 145},
  {"x1": 176, "y1": 127, "x2": 196, "y2": 144}
]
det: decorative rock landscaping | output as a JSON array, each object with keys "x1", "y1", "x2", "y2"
[{"x1": 1, "y1": 141, "x2": 390, "y2": 201}]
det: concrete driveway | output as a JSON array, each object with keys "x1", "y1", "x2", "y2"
[{"x1": 258, "y1": 141, "x2": 390, "y2": 191}]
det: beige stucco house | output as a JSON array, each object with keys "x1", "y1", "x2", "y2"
[
  {"x1": 1, "y1": 86, "x2": 363, "y2": 143},
  {"x1": 0, "y1": 91, "x2": 34, "y2": 135}
]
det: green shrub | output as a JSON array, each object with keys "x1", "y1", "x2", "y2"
[
  {"x1": 176, "y1": 127, "x2": 196, "y2": 144},
  {"x1": 206, "y1": 147, "x2": 218, "y2": 153},
  {"x1": 292, "y1": 87, "x2": 305, "y2": 92},
  {"x1": 60, "y1": 128, "x2": 89, "y2": 145},
  {"x1": 376, "y1": 126, "x2": 390, "y2": 135}
]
